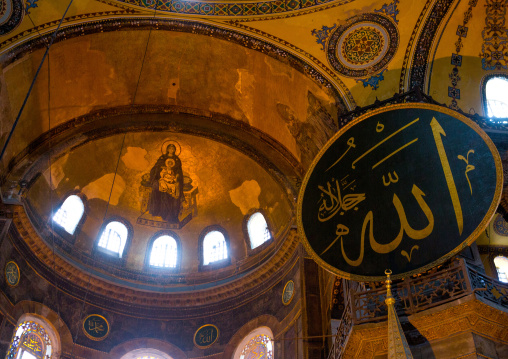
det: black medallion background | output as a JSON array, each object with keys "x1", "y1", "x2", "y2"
[
  {"x1": 326, "y1": 13, "x2": 399, "y2": 78},
  {"x1": 82, "y1": 314, "x2": 109, "y2": 341},
  {"x1": 193, "y1": 324, "x2": 219, "y2": 349},
  {"x1": 298, "y1": 104, "x2": 502, "y2": 280}
]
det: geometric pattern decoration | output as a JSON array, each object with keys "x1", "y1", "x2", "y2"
[
  {"x1": 481, "y1": 0, "x2": 508, "y2": 70},
  {"x1": 405, "y1": 0, "x2": 455, "y2": 92},
  {"x1": 326, "y1": 13, "x2": 398, "y2": 78},
  {"x1": 312, "y1": 0, "x2": 399, "y2": 52},
  {"x1": 341, "y1": 26, "x2": 385, "y2": 66},
  {"x1": 448, "y1": 0, "x2": 477, "y2": 110},
  {"x1": 113, "y1": 0, "x2": 351, "y2": 17},
  {"x1": 0, "y1": 0, "x2": 24, "y2": 35},
  {"x1": 493, "y1": 214, "x2": 508, "y2": 236}
]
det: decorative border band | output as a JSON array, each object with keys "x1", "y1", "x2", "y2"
[{"x1": 114, "y1": 0, "x2": 353, "y2": 18}]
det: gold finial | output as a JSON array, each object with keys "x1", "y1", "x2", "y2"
[{"x1": 385, "y1": 269, "x2": 413, "y2": 359}]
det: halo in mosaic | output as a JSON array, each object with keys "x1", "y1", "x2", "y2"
[
  {"x1": 0, "y1": 0, "x2": 24, "y2": 35},
  {"x1": 493, "y1": 214, "x2": 508, "y2": 236},
  {"x1": 327, "y1": 13, "x2": 398, "y2": 78}
]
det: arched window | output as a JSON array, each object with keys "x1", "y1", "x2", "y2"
[
  {"x1": 233, "y1": 327, "x2": 274, "y2": 359},
  {"x1": 484, "y1": 76, "x2": 508, "y2": 118},
  {"x1": 52, "y1": 195, "x2": 84, "y2": 235},
  {"x1": 149, "y1": 235, "x2": 178, "y2": 268},
  {"x1": 494, "y1": 255, "x2": 508, "y2": 283},
  {"x1": 247, "y1": 212, "x2": 272, "y2": 249},
  {"x1": 6, "y1": 321, "x2": 53, "y2": 359},
  {"x1": 203, "y1": 230, "x2": 228, "y2": 265},
  {"x1": 97, "y1": 221, "x2": 129, "y2": 258}
]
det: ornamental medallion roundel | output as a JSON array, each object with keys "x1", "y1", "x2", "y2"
[
  {"x1": 0, "y1": 0, "x2": 24, "y2": 35},
  {"x1": 82, "y1": 314, "x2": 110, "y2": 341},
  {"x1": 493, "y1": 214, "x2": 508, "y2": 236},
  {"x1": 326, "y1": 14, "x2": 399, "y2": 78},
  {"x1": 5, "y1": 261, "x2": 20, "y2": 287},
  {"x1": 297, "y1": 103, "x2": 502, "y2": 281},
  {"x1": 282, "y1": 280, "x2": 295, "y2": 305}
]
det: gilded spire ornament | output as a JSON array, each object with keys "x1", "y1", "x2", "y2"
[{"x1": 385, "y1": 269, "x2": 413, "y2": 359}]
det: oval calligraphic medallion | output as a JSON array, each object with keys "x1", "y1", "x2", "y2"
[
  {"x1": 82, "y1": 314, "x2": 109, "y2": 341},
  {"x1": 194, "y1": 324, "x2": 219, "y2": 349},
  {"x1": 297, "y1": 103, "x2": 502, "y2": 281},
  {"x1": 282, "y1": 280, "x2": 295, "y2": 305},
  {"x1": 5, "y1": 261, "x2": 20, "y2": 287}
]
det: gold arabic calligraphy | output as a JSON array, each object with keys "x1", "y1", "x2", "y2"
[
  {"x1": 318, "y1": 117, "x2": 474, "y2": 265},
  {"x1": 88, "y1": 319, "x2": 105, "y2": 334}
]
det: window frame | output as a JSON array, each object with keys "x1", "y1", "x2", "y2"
[
  {"x1": 198, "y1": 225, "x2": 231, "y2": 271},
  {"x1": 242, "y1": 209, "x2": 274, "y2": 255},
  {"x1": 144, "y1": 230, "x2": 182, "y2": 272},
  {"x1": 50, "y1": 191, "x2": 89, "y2": 242},
  {"x1": 481, "y1": 73, "x2": 508, "y2": 120},
  {"x1": 93, "y1": 217, "x2": 133, "y2": 264}
]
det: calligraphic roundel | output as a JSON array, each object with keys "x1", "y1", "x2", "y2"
[{"x1": 297, "y1": 103, "x2": 502, "y2": 281}]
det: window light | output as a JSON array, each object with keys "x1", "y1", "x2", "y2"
[
  {"x1": 149, "y1": 235, "x2": 178, "y2": 268},
  {"x1": 98, "y1": 221, "x2": 128, "y2": 257},
  {"x1": 485, "y1": 77, "x2": 508, "y2": 118},
  {"x1": 494, "y1": 255, "x2": 508, "y2": 283},
  {"x1": 52, "y1": 195, "x2": 84, "y2": 234},
  {"x1": 203, "y1": 231, "x2": 228, "y2": 265},
  {"x1": 247, "y1": 212, "x2": 271, "y2": 249}
]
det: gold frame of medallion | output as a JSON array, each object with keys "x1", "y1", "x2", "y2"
[
  {"x1": 5, "y1": 261, "x2": 20, "y2": 287},
  {"x1": 297, "y1": 103, "x2": 503, "y2": 282},
  {"x1": 193, "y1": 324, "x2": 220, "y2": 349},
  {"x1": 82, "y1": 314, "x2": 110, "y2": 341},
  {"x1": 282, "y1": 280, "x2": 295, "y2": 305}
]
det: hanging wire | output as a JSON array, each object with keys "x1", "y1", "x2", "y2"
[
  {"x1": 68, "y1": 3, "x2": 160, "y2": 356},
  {"x1": 46, "y1": 50, "x2": 63, "y2": 333},
  {"x1": 0, "y1": 0, "x2": 75, "y2": 162}
]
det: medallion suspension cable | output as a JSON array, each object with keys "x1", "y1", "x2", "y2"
[{"x1": 0, "y1": 0, "x2": 75, "y2": 162}]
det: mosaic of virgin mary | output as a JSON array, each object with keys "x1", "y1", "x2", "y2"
[
  {"x1": 138, "y1": 140, "x2": 198, "y2": 229},
  {"x1": 147, "y1": 142, "x2": 184, "y2": 223}
]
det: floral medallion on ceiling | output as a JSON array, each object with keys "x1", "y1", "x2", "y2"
[
  {"x1": 0, "y1": 0, "x2": 24, "y2": 35},
  {"x1": 326, "y1": 13, "x2": 398, "y2": 78},
  {"x1": 493, "y1": 214, "x2": 508, "y2": 236}
]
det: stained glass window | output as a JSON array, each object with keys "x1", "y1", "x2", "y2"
[
  {"x1": 247, "y1": 212, "x2": 272, "y2": 249},
  {"x1": 494, "y1": 255, "x2": 508, "y2": 283},
  {"x1": 239, "y1": 334, "x2": 273, "y2": 359},
  {"x1": 52, "y1": 195, "x2": 84, "y2": 235},
  {"x1": 98, "y1": 221, "x2": 128, "y2": 257},
  {"x1": 149, "y1": 235, "x2": 178, "y2": 268},
  {"x1": 485, "y1": 77, "x2": 508, "y2": 118},
  {"x1": 203, "y1": 231, "x2": 228, "y2": 265},
  {"x1": 6, "y1": 321, "x2": 52, "y2": 359}
]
